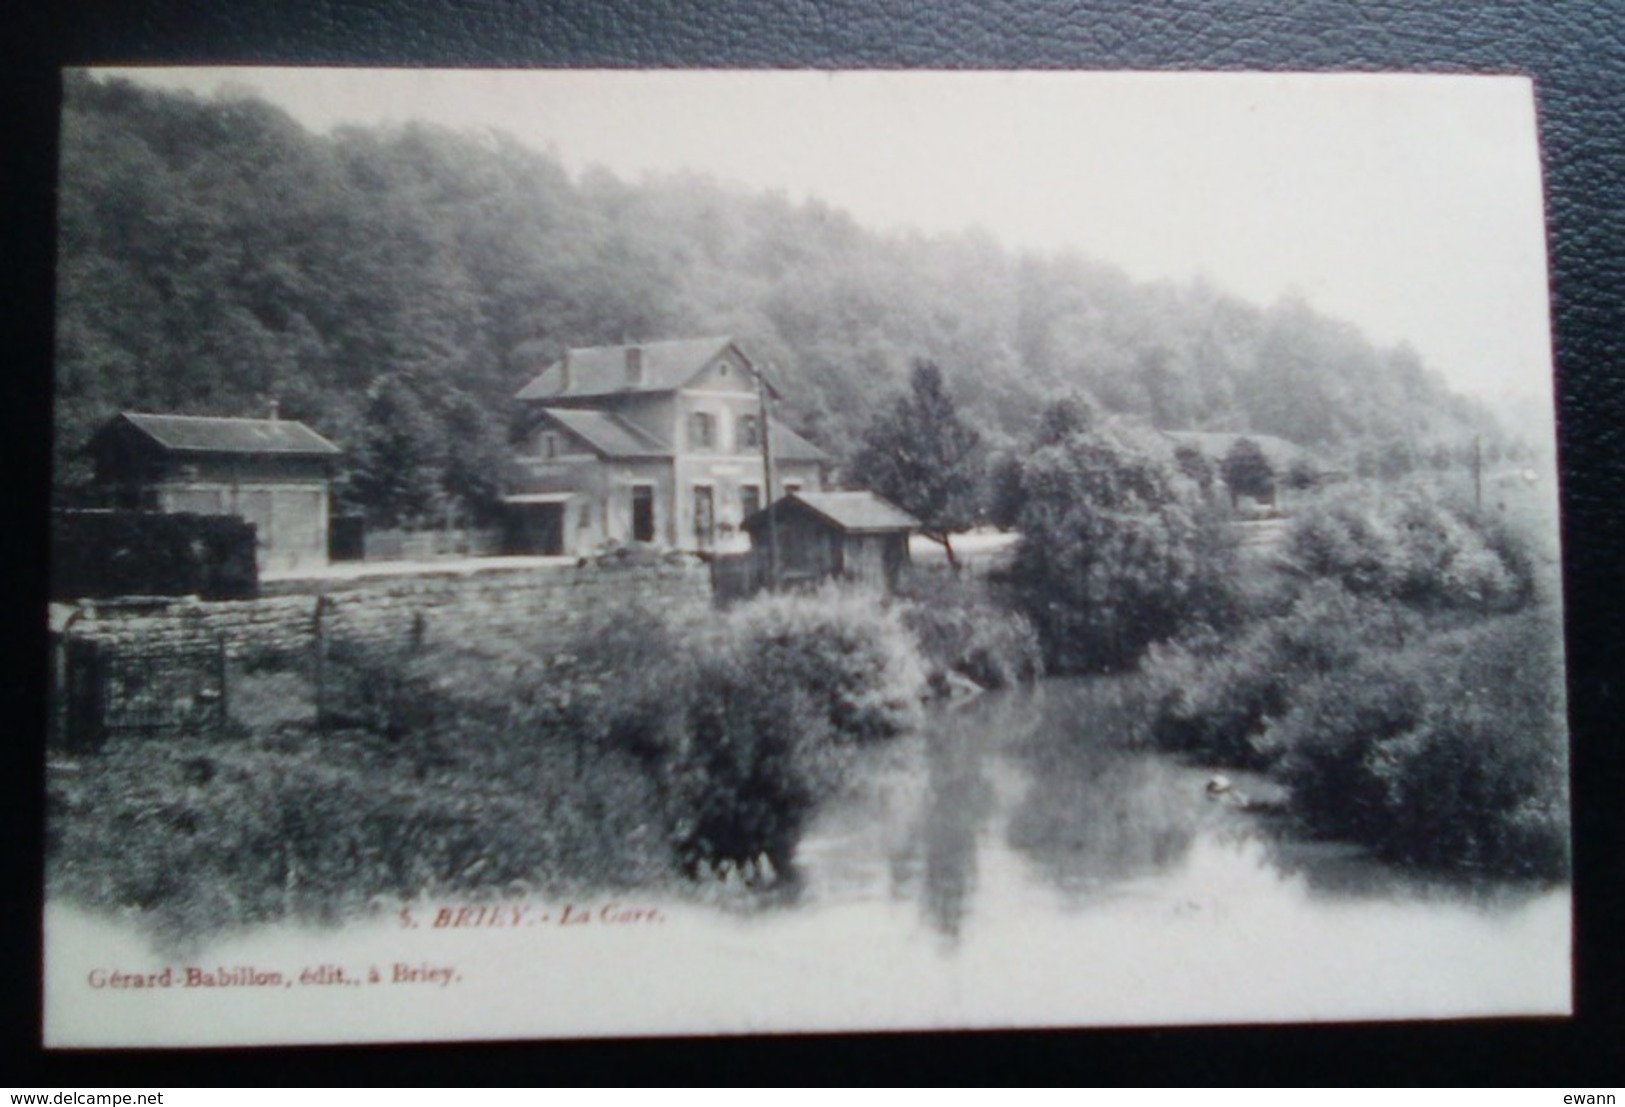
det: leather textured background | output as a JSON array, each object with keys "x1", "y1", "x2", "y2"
[{"x1": 7, "y1": 0, "x2": 1623, "y2": 1084}]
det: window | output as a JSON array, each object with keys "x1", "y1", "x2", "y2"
[
  {"x1": 577, "y1": 500, "x2": 592, "y2": 530},
  {"x1": 540, "y1": 432, "x2": 558, "y2": 460},
  {"x1": 166, "y1": 487, "x2": 227, "y2": 515},
  {"x1": 739, "y1": 484, "x2": 761, "y2": 521},
  {"x1": 738, "y1": 415, "x2": 761, "y2": 452},
  {"x1": 688, "y1": 412, "x2": 715, "y2": 451}
]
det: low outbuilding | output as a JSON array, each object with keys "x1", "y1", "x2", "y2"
[
  {"x1": 85, "y1": 410, "x2": 342, "y2": 574},
  {"x1": 741, "y1": 490, "x2": 918, "y2": 591}
]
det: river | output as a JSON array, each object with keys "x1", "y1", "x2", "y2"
[
  {"x1": 43, "y1": 675, "x2": 1570, "y2": 1046},
  {"x1": 779, "y1": 676, "x2": 1571, "y2": 1021}
]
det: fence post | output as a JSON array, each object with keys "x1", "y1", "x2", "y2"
[
  {"x1": 66, "y1": 638, "x2": 108, "y2": 755},
  {"x1": 217, "y1": 633, "x2": 230, "y2": 733},
  {"x1": 313, "y1": 595, "x2": 329, "y2": 733}
]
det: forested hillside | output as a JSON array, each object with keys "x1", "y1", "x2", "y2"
[{"x1": 55, "y1": 73, "x2": 1495, "y2": 524}]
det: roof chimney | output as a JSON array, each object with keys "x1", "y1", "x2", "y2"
[
  {"x1": 558, "y1": 349, "x2": 572, "y2": 394},
  {"x1": 267, "y1": 398, "x2": 280, "y2": 423},
  {"x1": 625, "y1": 345, "x2": 644, "y2": 387}
]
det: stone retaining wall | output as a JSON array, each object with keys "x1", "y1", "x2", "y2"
[{"x1": 54, "y1": 559, "x2": 712, "y2": 659}]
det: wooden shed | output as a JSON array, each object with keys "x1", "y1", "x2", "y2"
[
  {"x1": 85, "y1": 411, "x2": 342, "y2": 574},
  {"x1": 741, "y1": 490, "x2": 918, "y2": 591}
]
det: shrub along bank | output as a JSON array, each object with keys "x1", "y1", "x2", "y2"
[
  {"x1": 896, "y1": 568, "x2": 1044, "y2": 691},
  {"x1": 1144, "y1": 479, "x2": 1568, "y2": 880}
]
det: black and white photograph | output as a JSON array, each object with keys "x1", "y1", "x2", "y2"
[{"x1": 42, "y1": 68, "x2": 1570, "y2": 1046}]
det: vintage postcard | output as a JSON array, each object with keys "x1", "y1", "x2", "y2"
[{"x1": 44, "y1": 69, "x2": 1569, "y2": 1047}]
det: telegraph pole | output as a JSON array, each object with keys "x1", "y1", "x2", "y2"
[{"x1": 756, "y1": 365, "x2": 779, "y2": 591}]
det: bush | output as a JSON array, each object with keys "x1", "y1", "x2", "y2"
[
  {"x1": 1003, "y1": 415, "x2": 1238, "y2": 673},
  {"x1": 1147, "y1": 593, "x2": 1569, "y2": 879},
  {"x1": 1143, "y1": 471, "x2": 1566, "y2": 881},
  {"x1": 1146, "y1": 582, "x2": 1420, "y2": 768},
  {"x1": 715, "y1": 586, "x2": 927, "y2": 743},
  {"x1": 897, "y1": 570, "x2": 1043, "y2": 689},
  {"x1": 665, "y1": 587, "x2": 928, "y2": 871},
  {"x1": 1275, "y1": 610, "x2": 1569, "y2": 878},
  {"x1": 1284, "y1": 482, "x2": 1532, "y2": 612}
]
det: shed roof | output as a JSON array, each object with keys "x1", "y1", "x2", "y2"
[
  {"x1": 517, "y1": 336, "x2": 761, "y2": 400},
  {"x1": 108, "y1": 412, "x2": 341, "y2": 457},
  {"x1": 744, "y1": 490, "x2": 919, "y2": 534}
]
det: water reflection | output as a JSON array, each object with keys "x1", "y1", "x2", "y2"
[
  {"x1": 1251, "y1": 831, "x2": 1561, "y2": 911},
  {"x1": 797, "y1": 676, "x2": 1559, "y2": 944},
  {"x1": 1003, "y1": 680, "x2": 1205, "y2": 901},
  {"x1": 913, "y1": 693, "x2": 997, "y2": 941}
]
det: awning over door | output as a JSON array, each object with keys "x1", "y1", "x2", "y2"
[{"x1": 501, "y1": 493, "x2": 574, "y2": 505}]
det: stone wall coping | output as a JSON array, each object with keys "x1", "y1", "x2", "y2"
[{"x1": 260, "y1": 554, "x2": 703, "y2": 597}]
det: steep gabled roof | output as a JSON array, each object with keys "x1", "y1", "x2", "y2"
[
  {"x1": 540, "y1": 408, "x2": 672, "y2": 459},
  {"x1": 535, "y1": 407, "x2": 825, "y2": 464},
  {"x1": 769, "y1": 422, "x2": 828, "y2": 463},
  {"x1": 744, "y1": 490, "x2": 919, "y2": 534},
  {"x1": 516, "y1": 336, "x2": 756, "y2": 400},
  {"x1": 108, "y1": 412, "x2": 341, "y2": 457}
]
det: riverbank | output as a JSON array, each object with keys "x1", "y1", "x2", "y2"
[
  {"x1": 48, "y1": 581, "x2": 1030, "y2": 942},
  {"x1": 45, "y1": 673, "x2": 1572, "y2": 1046},
  {"x1": 1141, "y1": 476, "x2": 1569, "y2": 880}
]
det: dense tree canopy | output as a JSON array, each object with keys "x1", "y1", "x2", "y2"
[
  {"x1": 55, "y1": 73, "x2": 1499, "y2": 524},
  {"x1": 848, "y1": 361, "x2": 983, "y2": 566},
  {"x1": 1221, "y1": 437, "x2": 1275, "y2": 506},
  {"x1": 1001, "y1": 402, "x2": 1235, "y2": 672}
]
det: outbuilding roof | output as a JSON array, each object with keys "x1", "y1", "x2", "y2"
[
  {"x1": 743, "y1": 490, "x2": 920, "y2": 534},
  {"x1": 108, "y1": 412, "x2": 342, "y2": 457},
  {"x1": 515, "y1": 336, "x2": 777, "y2": 400}
]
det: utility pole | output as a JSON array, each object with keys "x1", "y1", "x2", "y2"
[{"x1": 756, "y1": 365, "x2": 779, "y2": 591}]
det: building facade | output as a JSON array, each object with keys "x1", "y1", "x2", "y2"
[
  {"x1": 85, "y1": 411, "x2": 342, "y2": 574},
  {"x1": 505, "y1": 337, "x2": 826, "y2": 556}
]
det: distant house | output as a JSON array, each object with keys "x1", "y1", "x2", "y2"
[
  {"x1": 741, "y1": 490, "x2": 918, "y2": 591},
  {"x1": 1166, "y1": 430, "x2": 1323, "y2": 507},
  {"x1": 1166, "y1": 431, "x2": 1307, "y2": 475},
  {"x1": 506, "y1": 337, "x2": 827, "y2": 556},
  {"x1": 85, "y1": 410, "x2": 342, "y2": 573}
]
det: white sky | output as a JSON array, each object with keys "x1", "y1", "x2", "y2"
[{"x1": 94, "y1": 68, "x2": 1557, "y2": 428}]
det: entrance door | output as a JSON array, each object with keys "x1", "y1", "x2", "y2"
[
  {"x1": 693, "y1": 485, "x2": 715, "y2": 549},
  {"x1": 507, "y1": 503, "x2": 564, "y2": 555},
  {"x1": 631, "y1": 485, "x2": 655, "y2": 543}
]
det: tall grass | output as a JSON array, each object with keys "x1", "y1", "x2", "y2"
[{"x1": 48, "y1": 586, "x2": 930, "y2": 938}]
